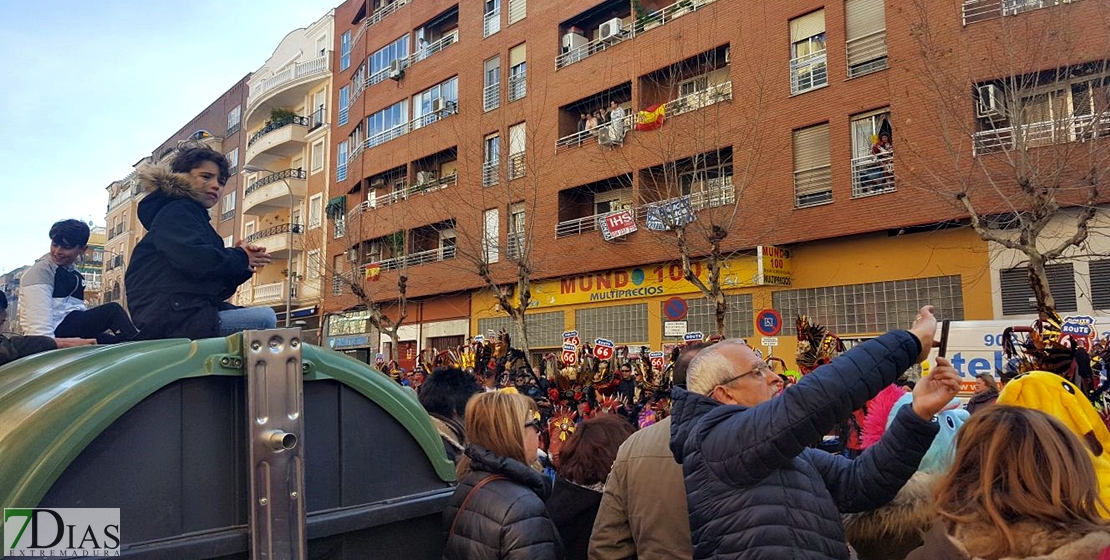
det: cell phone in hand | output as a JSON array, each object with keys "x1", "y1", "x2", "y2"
[{"x1": 937, "y1": 320, "x2": 951, "y2": 358}]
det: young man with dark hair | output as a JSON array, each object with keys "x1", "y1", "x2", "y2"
[
  {"x1": 19, "y1": 219, "x2": 138, "y2": 344},
  {"x1": 0, "y1": 291, "x2": 94, "y2": 366},
  {"x1": 418, "y1": 367, "x2": 482, "y2": 463}
]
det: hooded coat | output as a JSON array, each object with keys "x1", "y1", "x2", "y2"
[
  {"x1": 442, "y1": 444, "x2": 563, "y2": 560},
  {"x1": 669, "y1": 331, "x2": 940, "y2": 560},
  {"x1": 906, "y1": 523, "x2": 1110, "y2": 560},
  {"x1": 125, "y1": 165, "x2": 252, "y2": 340},
  {"x1": 546, "y1": 477, "x2": 602, "y2": 560}
]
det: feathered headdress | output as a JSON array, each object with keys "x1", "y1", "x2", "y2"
[{"x1": 796, "y1": 315, "x2": 845, "y2": 374}]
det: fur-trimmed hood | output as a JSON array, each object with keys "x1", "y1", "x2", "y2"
[
  {"x1": 135, "y1": 164, "x2": 209, "y2": 228},
  {"x1": 908, "y1": 522, "x2": 1110, "y2": 560},
  {"x1": 844, "y1": 471, "x2": 938, "y2": 560}
]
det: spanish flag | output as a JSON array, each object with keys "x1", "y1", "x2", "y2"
[
  {"x1": 634, "y1": 103, "x2": 666, "y2": 131},
  {"x1": 364, "y1": 263, "x2": 381, "y2": 282}
]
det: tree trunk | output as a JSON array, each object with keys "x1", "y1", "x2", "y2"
[
  {"x1": 714, "y1": 291, "x2": 727, "y2": 337},
  {"x1": 385, "y1": 329, "x2": 401, "y2": 361},
  {"x1": 1027, "y1": 255, "x2": 1057, "y2": 316}
]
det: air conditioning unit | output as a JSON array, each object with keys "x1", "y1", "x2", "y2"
[
  {"x1": 416, "y1": 170, "x2": 437, "y2": 185},
  {"x1": 561, "y1": 32, "x2": 588, "y2": 53},
  {"x1": 976, "y1": 84, "x2": 1005, "y2": 118},
  {"x1": 370, "y1": 176, "x2": 386, "y2": 186},
  {"x1": 388, "y1": 60, "x2": 404, "y2": 81},
  {"x1": 431, "y1": 97, "x2": 446, "y2": 113},
  {"x1": 598, "y1": 18, "x2": 623, "y2": 41},
  {"x1": 347, "y1": 250, "x2": 359, "y2": 262}
]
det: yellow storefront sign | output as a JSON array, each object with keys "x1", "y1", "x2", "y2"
[{"x1": 529, "y1": 246, "x2": 792, "y2": 308}]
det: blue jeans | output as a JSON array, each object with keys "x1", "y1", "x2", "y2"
[{"x1": 218, "y1": 306, "x2": 278, "y2": 336}]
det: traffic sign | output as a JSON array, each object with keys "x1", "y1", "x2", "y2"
[
  {"x1": 683, "y1": 332, "x2": 704, "y2": 342},
  {"x1": 761, "y1": 337, "x2": 779, "y2": 347},
  {"x1": 594, "y1": 338, "x2": 615, "y2": 360},
  {"x1": 663, "y1": 297, "x2": 689, "y2": 321},
  {"x1": 756, "y1": 309, "x2": 783, "y2": 337},
  {"x1": 664, "y1": 321, "x2": 688, "y2": 337}
]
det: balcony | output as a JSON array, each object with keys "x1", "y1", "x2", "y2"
[
  {"x1": 851, "y1": 153, "x2": 895, "y2": 198},
  {"x1": 790, "y1": 51, "x2": 828, "y2": 95},
  {"x1": 962, "y1": 0, "x2": 1081, "y2": 24},
  {"x1": 365, "y1": 30, "x2": 460, "y2": 91},
  {"x1": 251, "y1": 278, "x2": 319, "y2": 306},
  {"x1": 484, "y1": 82, "x2": 501, "y2": 112},
  {"x1": 347, "y1": 173, "x2": 458, "y2": 218},
  {"x1": 245, "y1": 54, "x2": 330, "y2": 128},
  {"x1": 244, "y1": 223, "x2": 304, "y2": 255},
  {"x1": 308, "y1": 107, "x2": 327, "y2": 131},
  {"x1": 845, "y1": 30, "x2": 888, "y2": 78},
  {"x1": 360, "y1": 245, "x2": 456, "y2": 273},
  {"x1": 245, "y1": 116, "x2": 309, "y2": 166},
  {"x1": 972, "y1": 113, "x2": 1110, "y2": 155},
  {"x1": 354, "y1": 0, "x2": 411, "y2": 44},
  {"x1": 555, "y1": 176, "x2": 734, "y2": 238},
  {"x1": 506, "y1": 231, "x2": 525, "y2": 260},
  {"x1": 555, "y1": 0, "x2": 718, "y2": 69},
  {"x1": 483, "y1": 8, "x2": 501, "y2": 37},
  {"x1": 243, "y1": 169, "x2": 307, "y2": 215},
  {"x1": 507, "y1": 69, "x2": 526, "y2": 102},
  {"x1": 252, "y1": 281, "x2": 287, "y2": 306},
  {"x1": 362, "y1": 102, "x2": 459, "y2": 152}
]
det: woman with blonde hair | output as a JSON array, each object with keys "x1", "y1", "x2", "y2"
[
  {"x1": 964, "y1": 373, "x2": 1000, "y2": 415},
  {"x1": 907, "y1": 405, "x2": 1110, "y2": 559},
  {"x1": 442, "y1": 391, "x2": 563, "y2": 559}
]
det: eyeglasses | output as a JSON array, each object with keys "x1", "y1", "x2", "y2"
[
  {"x1": 524, "y1": 420, "x2": 542, "y2": 431},
  {"x1": 717, "y1": 362, "x2": 775, "y2": 386}
]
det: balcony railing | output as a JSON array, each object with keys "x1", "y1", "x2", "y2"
[
  {"x1": 508, "y1": 153, "x2": 526, "y2": 180},
  {"x1": 555, "y1": 176, "x2": 734, "y2": 238},
  {"x1": 483, "y1": 82, "x2": 501, "y2": 112},
  {"x1": 309, "y1": 107, "x2": 327, "y2": 131},
  {"x1": 365, "y1": 31, "x2": 460, "y2": 92},
  {"x1": 363, "y1": 245, "x2": 457, "y2": 273},
  {"x1": 790, "y1": 50, "x2": 828, "y2": 94},
  {"x1": 244, "y1": 223, "x2": 304, "y2": 245},
  {"x1": 220, "y1": 209, "x2": 235, "y2": 222},
  {"x1": 253, "y1": 281, "x2": 286, "y2": 305},
  {"x1": 363, "y1": 101, "x2": 458, "y2": 151},
  {"x1": 245, "y1": 168, "x2": 307, "y2": 197},
  {"x1": 851, "y1": 152, "x2": 895, "y2": 198},
  {"x1": 248, "y1": 116, "x2": 310, "y2": 147},
  {"x1": 483, "y1": 8, "x2": 501, "y2": 37},
  {"x1": 962, "y1": 0, "x2": 1080, "y2": 24},
  {"x1": 482, "y1": 160, "x2": 499, "y2": 186},
  {"x1": 249, "y1": 54, "x2": 330, "y2": 107},
  {"x1": 506, "y1": 231, "x2": 525, "y2": 260},
  {"x1": 354, "y1": 0, "x2": 411, "y2": 44},
  {"x1": 971, "y1": 113, "x2": 1110, "y2": 155},
  {"x1": 347, "y1": 173, "x2": 458, "y2": 217},
  {"x1": 845, "y1": 30, "x2": 888, "y2": 78},
  {"x1": 507, "y1": 69, "x2": 526, "y2": 101},
  {"x1": 793, "y1": 165, "x2": 833, "y2": 208},
  {"x1": 555, "y1": 0, "x2": 718, "y2": 69}
]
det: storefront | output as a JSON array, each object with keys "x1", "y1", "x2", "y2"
[{"x1": 324, "y1": 309, "x2": 380, "y2": 363}]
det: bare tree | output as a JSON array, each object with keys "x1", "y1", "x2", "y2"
[{"x1": 898, "y1": 0, "x2": 1110, "y2": 314}]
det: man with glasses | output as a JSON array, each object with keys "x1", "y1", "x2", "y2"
[{"x1": 669, "y1": 306, "x2": 960, "y2": 560}]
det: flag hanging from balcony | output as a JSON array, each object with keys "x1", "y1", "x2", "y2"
[
  {"x1": 364, "y1": 263, "x2": 381, "y2": 282},
  {"x1": 634, "y1": 103, "x2": 666, "y2": 131}
]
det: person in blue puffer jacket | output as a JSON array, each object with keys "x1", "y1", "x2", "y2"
[{"x1": 669, "y1": 306, "x2": 961, "y2": 560}]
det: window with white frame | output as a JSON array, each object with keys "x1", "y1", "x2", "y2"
[
  {"x1": 225, "y1": 148, "x2": 239, "y2": 175},
  {"x1": 508, "y1": 0, "x2": 526, "y2": 24},
  {"x1": 340, "y1": 30, "x2": 351, "y2": 70},
  {"x1": 484, "y1": 56, "x2": 501, "y2": 112},
  {"x1": 790, "y1": 11, "x2": 828, "y2": 94},
  {"x1": 366, "y1": 100, "x2": 408, "y2": 147},
  {"x1": 484, "y1": 0, "x2": 501, "y2": 37},
  {"x1": 220, "y1": 191, "x2": 236, "y2": 221},
  {"x1": 223, "y1": 234, "x2": 233, "y2": 248},
  {"x1": 413, "y1": 76, "x2": 459, "y2": 128},
  {"x1": 507, "y1": 202, "x2": 525, "y2": 259},
  {"x1": 316, "y1": 34, "x2": 329, "y2": 57},
  {"x1": 339, "y1": 85, "x2": 350, "y2": 126},
  {"x1": 370, "y1": 35, "x2": 409, "y2": 84},
  {"x1": 244, "y1": 221, "x2": 256, "y2": 241},
  {"x1": 311, "y1": 141, "x2": 325, "y2": 173},
  {"x1": 337, "y1": 140, "x2": 349, "y2": 181},
  {"x1": 594, "y1": 188, "x2": 633, "y2": 215},
  {"x1": 850, "y1": 109, "x2": 894, "y2": 197},
  {"x1": 508, "y1": 44, "x2": 527, "y2": 101},
  {"x1": 309, "y1": 194, "x2": 323, "y2": 229},
  {"x1": 508, "y1": 122, "x2": 526, "y2": 179},
  {"x1": 483, "y1": 133, "x2": 500, "y2": 186},
  {"x1": 483, "y1": 208, "x2": 499, "y2": 263},
  {"x1": 307, "y1": 250, "x2": 321, "y2": 278},
  {"x1": 845, "y1": 0, "x2": 887, "y2": 78},
  {"x1": 227, "y1": 105, "x2": 241, "y2": 135},
  {"x1": 793, "y1": 123, "x2": 832, "y2": 207}
]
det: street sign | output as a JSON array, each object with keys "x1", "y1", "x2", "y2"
[
  {"x1": 664, "y1": 321, "x2": 688, "y2": 337},
  {"x1": 756, "y1": 309, "x2": 783, "y2": 337},
  {"x1": 649, "y1": 351, "x2": 665, "y2": 372},
  {"x1": 761, "y1": 337, "x2": 779, "y2": 347},
  {"x1": 598, "y1": 210, "x2": 638, "y2": 241},
  {"x1": 684, "y1": 332, "x2": 705, "y2": 342},
  {"x1": 562, "y1": 349, "x2": 578, "y2": 365},
  {"x1": 594, "y1": 338, "x2": 615, "y2": 360},
  {"x1": 663, "y1": 297, "x2": 689, "y2": 321}
]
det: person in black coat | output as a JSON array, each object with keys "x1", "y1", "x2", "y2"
[
  {"x1": 546, "y1": 414, "x2": 633, "y2": 560},
  {"x1": 442, "y1": 391, "x2": 563, "y2": 560},
  {"x1": 125, "y1": 147, "x2": 276, "y2": 340}
]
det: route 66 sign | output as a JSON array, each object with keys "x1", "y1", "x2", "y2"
[
  {"x1": 649, "y1": 351, "x2": 665, "y2": 372},
  {"x1": 594, "y1": 338, "x2": 615, "y2": 360}
]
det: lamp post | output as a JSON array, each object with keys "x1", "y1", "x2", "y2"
[{"x1": 243, "y1": 164, "x2": 295, "y2": 327}]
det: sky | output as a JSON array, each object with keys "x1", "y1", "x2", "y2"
[{"x1": 0, "y1": 0, "x2": 341, "y2": 274}]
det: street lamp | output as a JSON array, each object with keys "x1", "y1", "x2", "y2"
[{"x1": 243, "y1": 164, "x2": 295, "y2": 327}]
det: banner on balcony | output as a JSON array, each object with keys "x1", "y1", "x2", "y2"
[
  {"x1": 598, "y1": 209, "x2": 638, "y2": 241},
  {"x1": 364, "y1": 263, "x2": 381, "y2": 282},
  {"x1": 634, "y1": 103, "x2": 666, "y2": 131},
  {"x1": 645, "y1": 196, "x2": 696, "y2": 231}
]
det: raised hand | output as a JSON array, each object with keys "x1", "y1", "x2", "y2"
[
  {"x1": 908, "y1": 305, "x2": 939, "y2": 363},
  {"x1": 911, "y1": 356, "x2": 961, "y2": 420}
]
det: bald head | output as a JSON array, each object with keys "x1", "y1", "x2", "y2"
[{"x1": 687, "y1": 339, "x2": 778, "y2": 407}]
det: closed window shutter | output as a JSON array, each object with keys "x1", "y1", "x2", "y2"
[
  {"x1": 845, "y1": 0, "x2": 885, "y2": 66},
  {"x1": 508, "y1": 0, "x2": 526, "y2": 24},
  {"x1": 1000, "y1": 263, "x2": 1077, "y2": 315},
  {"x1": 793, "y1": 125, "x2": 830, "y2": 171},
  {"x1": 790, "y1": 10, "x2": 825, "y2": 43},
  {"x1": 509, "y1": 43, "x2": 527, "y2": 68},
  {"x1": 1090, "y1": 260, "x2": 1110, "y2": 309}
]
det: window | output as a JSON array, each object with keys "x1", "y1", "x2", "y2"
[
  {"x1": 311, "y1": 141, "x2": 325, "y2": 173},
  {"x1": 483, "y1": 208, "x2": 499, "y2": 263},
  {"x1": 1000, "y1": 264, "x2": 1077, "y2": 315},
  {"x1": 508, "y1": 44, "x2": 527, "y2": 101},
  {"x1": 225, "y1": 148, "x2": 239, "y2": 176},
  {"x1": 1091, "y1": 260, "x2": 1110, "y2": 309},
  {"x1": 484, "y1": 0, "x2": 501, "y2": 37},
  {"x1": 227, "y1": 105, "x2": 241, "y2": 135},
  {"x1": 679, "y1": 76, "x2": 710, "y2": 97},
  {"x1": 484, "y1": 56, "x2": 501, "y2": 112},
  {"x1": 507, "y1": 202, "x2": 525, "y2": 259},
  {"x1": 793, "y1": 123, "x2": 832, "y2": 207},
  {"x1": 674, "y1": 295, "x2": 755, "y2": 338},
  {"x1": 332, "y1": 256, "x2": 345, "y2": 295},
  {"x1": 223, "y1": 235, "x2": 233, "y2": 248},
  {"x1": 309, "y1": 194, "x2": 323, "y2": 229},
  {"x1": 478, "y1": 311, "x2": 566, "y2": 348},
  {"x1": 316, "y1": 34, "x2": 329, "y2": 57},
  {"x1": 845, "y1": 0, "x2": 887, "y2": 78},
  {"x1": 773, "y1": 275, "x2": 965, "y2": 334},
  {"x1": 508, "y1": 122, "x2": 526, "y2": 179},
  {"x1": 337, "y1": 140, "x2": 349, "y2": 181},
  {"x1": 594, "y1": 188, "x2": 633, "y2": 215},
  {"x1": 369, "y1": 35, "x2": 409, "y2": 86},
  {"x1": 790, "y1": 10, "x2": 828, "y2": 94},
  {"x1": 244, "y1": 221, "x2": 256, "y2": 239},
  {"x1": 483, "y1": 133, "x2": 500, "y2": 186},
  {"x1": 681, "y1": 164, "x2": 735, "y2": 207},
  {"x1": 850, "y1": 109, "x2": 894, "y2": 197},
  {"x1": 413, "y1": 76, "x2": 459, "y2": 127},
  {"x1": 339, "y1": 85, "x2": 350, "y2": 126},
  {"x1": 366, "y1": 100, "x2": 408, "y2": 147},
  {"x1": 575, "y1": 304, "x2": 649, "y2": 345},
  {"x1": 306, "y1": 250, "x2": 321, "y2": 279},
  {"x1": 220, "y1": 191, "x2": 236, "y2": 222},
  {"x1": 340, "y1": 30, "x2": 351, "y2": 70},
  {"x1": 508, "y1": 0, "x2": 526, "y2": 24},
  {"x1": 334, "y1": 212, "x2": 346, "y2": 238}
]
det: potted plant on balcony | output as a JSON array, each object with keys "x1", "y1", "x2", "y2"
[
  {"x1": 633, "y1": 0, "x2": 663, "y2": 32},
  {"x1": 268, "y1": 107, "x2": 297, "y2": 128}
]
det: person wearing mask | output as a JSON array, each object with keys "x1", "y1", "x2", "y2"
[
  {"x1": 547, "y1": 415, "x2": 634, "y2": 560},
  {"x1": 670, "y1": 306, "x2": 960, "y2": 559},
  {"x1": 442, "y1": 391, "x2": 562, "y2": 559},
  {"x1": 907, "y1": 406, "x2": 1110, "y2": 559},
  {"x1": 125, "y1": 147, "x2": 276, "y2": 339}
]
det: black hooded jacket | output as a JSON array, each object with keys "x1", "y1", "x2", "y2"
[
  {"x1": 125, "y1": 165, "x2": 252, "y2": 340},
  {"x1": 442, "y1": 444, "x2": 563, "y2": 560}
]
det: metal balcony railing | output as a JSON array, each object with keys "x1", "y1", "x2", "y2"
[
  {"x1": 555, "y1": 176, "x2": 734, "y2": 238},
  {"x1": 845, "y1": 30, "x2": 888, "y2": 78},
  {"x1": 482, "y1": 160, "x2": 499, "y2": 186},
  {"x1": 363, "y1": 101, "x2": 458, "y2": 151},
  {"x1": 851, "y1": 152, "x2": 895, "y2": 197},
  {"x1": 309, "y1": 107, "x2": 327, "y2": 131},
  {"x1": 245, "y1": 168, "x2": 307, "y2": 197},
  {"x1": 483, "y1": 8, "x2": 501, "y2": 37},
  {"x1": 506, "y1": 232, "x2": 526, "y2": 260},
  {"x1": 484, "y1": 82, "x2": 501, "y2": 112},
  {"x1": 220, "y1": 209, "x2": 235, "y2": 222},
  {"x1": 507, "y1": 153, "x2": 526, "y2": 180},
  {"x1": 790, "y1": 51, "x2": 828, "y2": 94},
  {"x1": 971, "y1": 113, "x2": 1110, "y2": 155},
  {"x1": 507, "y1": 69, "x2": 526, "y2": 101},
  {"x1": 247, "y1": 116, "x2": 310, "y2": 147},
  {"x1": 354, "y1": 0, "x2": 411, "y2": 44},
  {"x1": 244, "y1": 223, "x2": 304, "y2": 244},
  {"x1": 793, "y1": 165, "x2": 833, "y2": 208},
  {"x1": 962, "y1": 0, "x2": 1080, "y2": 24},
  {"x1": 365, "y1": 31, "x2": 460, "y2": 92},
  {"x1": 555, "y1": 0, "x2": 718, "y2": 69},
  {"x1": 367, "y1": 245, "x2": 457, "y2": 272}
]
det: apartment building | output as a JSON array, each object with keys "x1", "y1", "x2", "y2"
[
  {"x1": 237, "y1": 11, "x2": 335, "y2": 344},
  {"x1": 322, "y1": 0, "x2": 1107, "y2": 367},
  {"x1": 79, "y1": 227, "x2": 106, "y2": 308},
  {"x1": 103, "y1": 165, "x2": 146, "y2": 309}
]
